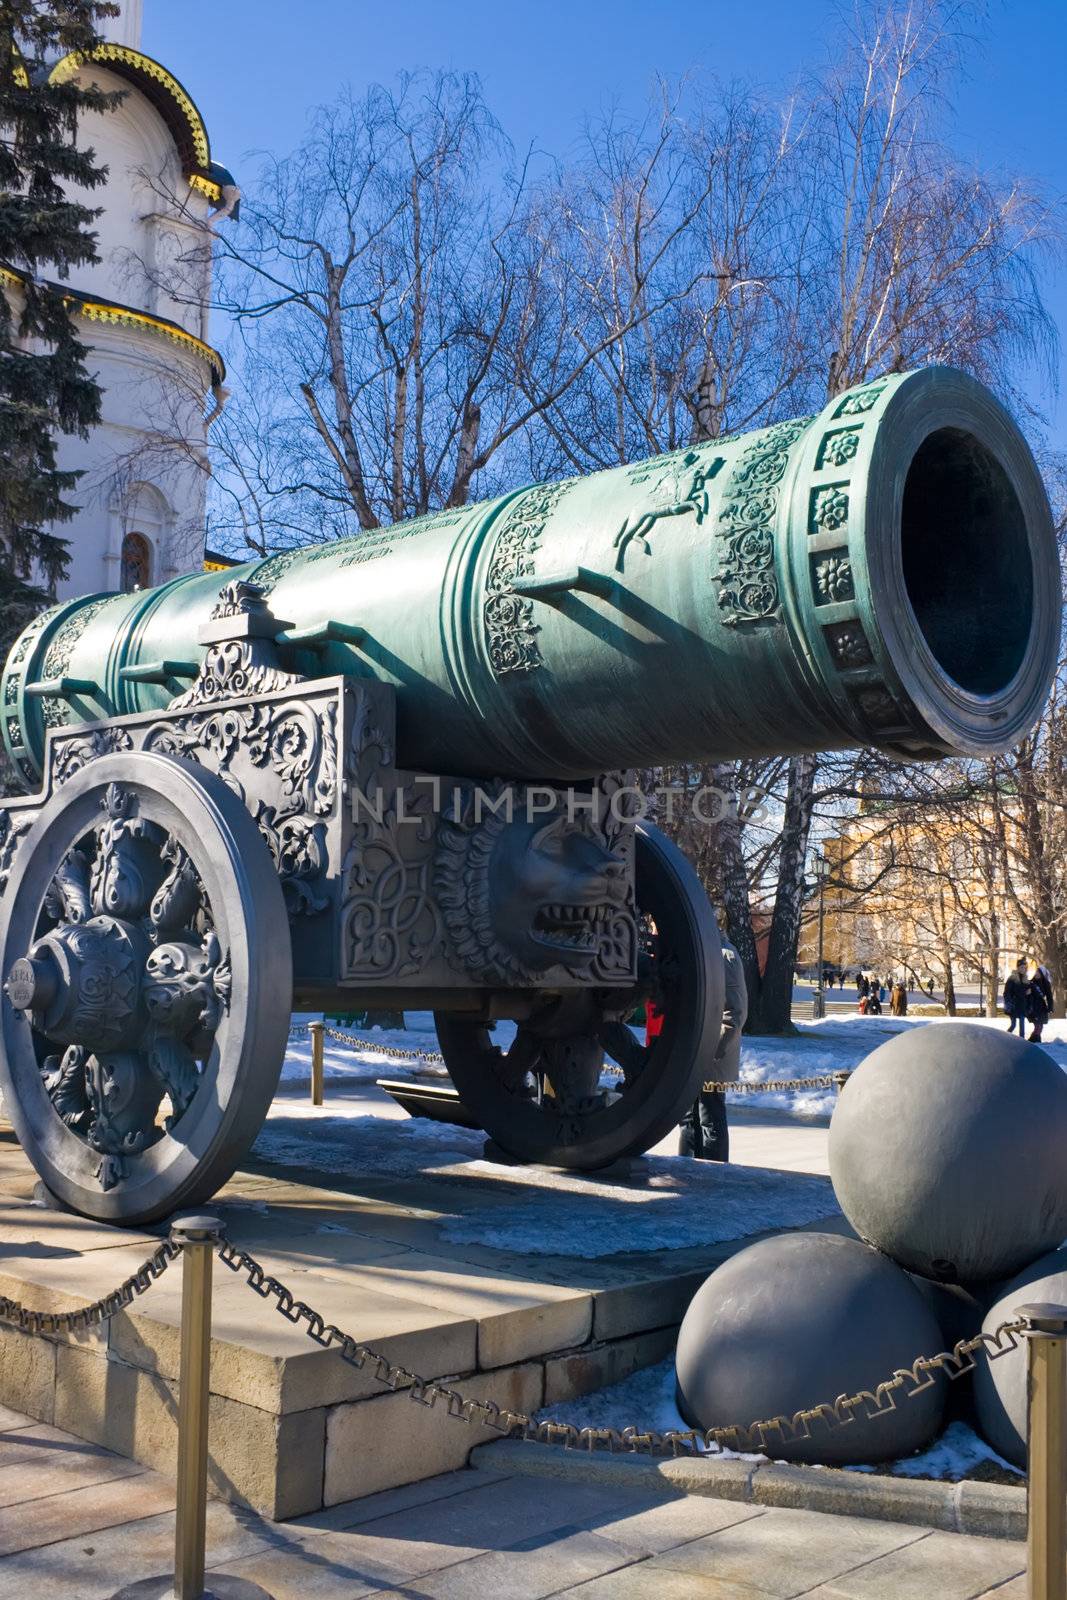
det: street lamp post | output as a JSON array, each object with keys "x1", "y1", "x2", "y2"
[{"x1": 813, "y1": 852, "x2": 829, "y2": 1020}]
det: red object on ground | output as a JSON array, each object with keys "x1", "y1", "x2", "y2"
[{"x1": 646, "y1": 1002, "x2": 665, "y2": 1044}]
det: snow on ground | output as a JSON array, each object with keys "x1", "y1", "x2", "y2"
[
  {"x1": 736, "y1": 1014, "x2": 1067, "y2": 1115},
  {"x1": 281, "y1": 1012, "x2": 453, "y2": 1085},
  {"x1": 537, "y1": 1357, "x2": 697, "y2": 1442},
  {"x1": 534, "y1": 1357, "x2": 1022, "y2": 1481},
  {"x1": 886, "y1": 1420, "x2": 1021, "y2": 1481},
  {"x1": 252, "y1": 1101, "x2": 840, "y2": 1256},
  {"x1": 283, "y1": 1009, "x2": 1067, "y2": 1120}
]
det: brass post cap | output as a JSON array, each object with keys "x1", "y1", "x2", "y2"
[
  {"x1": 1015, "y1": 1301, "x2": 1067, "y2": 1334},
  {"x1": 170, "y1": 1213, "x2": 226, "y2": 1244}
]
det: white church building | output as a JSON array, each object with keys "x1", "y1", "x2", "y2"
[{"x1": 4, "y1": 0, "x2": 237, "y2": 599}]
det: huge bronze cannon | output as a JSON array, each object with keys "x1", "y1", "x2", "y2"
[{"x1": 0, "y1": 367, "x2": 1057, "y2": 1222}]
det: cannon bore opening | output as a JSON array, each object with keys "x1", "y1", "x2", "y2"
[{"x1": 901, "y1": 427, "x2": 1032, "y2": 697}]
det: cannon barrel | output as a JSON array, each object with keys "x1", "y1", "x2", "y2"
[{"x1": 2, "y1": 366, "x2": 1057, "y2": 789}]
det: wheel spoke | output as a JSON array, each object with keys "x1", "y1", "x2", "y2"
[
  {"x1": 597, "y1": 1019, "x2": 650, "y2": 1084},
  {"x1": 499, "y1": 1027, "x2": 540, "y2": 1091},
  {"x1": 1, "y1": 751, "x2": 291, "y2": 1221}
]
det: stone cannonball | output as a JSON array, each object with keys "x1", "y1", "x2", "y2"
[
  {"x1": 828, "y1": 1023, "x2": 1067, "y2": 1283},
  {"x1": 973, "y1": 1247, "x2": 1067, "y2": 1468},
  {"x1": 675, "y1": 1232, "x2": 945, "y2": 1465}
]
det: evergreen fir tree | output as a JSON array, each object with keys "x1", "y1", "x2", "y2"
[{"x1": 0, "y1": 0, "x2": 120, "y2": 643}]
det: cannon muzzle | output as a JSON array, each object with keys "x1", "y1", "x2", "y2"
[{"x1": 2, "y1": 366, "x2": 1057, "y2": 788}]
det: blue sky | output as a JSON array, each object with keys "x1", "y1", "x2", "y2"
[{"x1": 143, "y1": 0, "x2": 1066, "y2": 437}]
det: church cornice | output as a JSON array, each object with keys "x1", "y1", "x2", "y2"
[
  {"x1": 0, "y1": 264, "x2": 225, "y2": 386},
  {"x1": 48, "y1": 45, "x2": 225, "y2": 202}
]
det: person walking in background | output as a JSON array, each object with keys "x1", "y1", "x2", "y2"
[
  {"x1": 1028, "y1": 962, "x2": 1054, "y2": 1043},
  {"x1": 679, "y1": 932, "x2": 747, "y2": 1162},
  {"x1": 890, "y1": 980, "x2": 907, "y2": 1016},
  {"x1": 926, "y1": 976, "x2": 935, "y2": 1000},
  {"x1": 1004, "y1": 957, "x2": 1030, "y2": 1036}
]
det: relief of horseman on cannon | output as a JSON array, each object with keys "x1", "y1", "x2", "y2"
[{"x1": 0, "y1": 367, "x2": 1058, "y2": 1224}]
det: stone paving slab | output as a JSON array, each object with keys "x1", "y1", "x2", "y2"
[
  {"x1": 0, "y1": 1419, "x2": 1035, "y2": 1600},
  {"x1": 646, "y1": 1507, "x2": 932, "y2": 1596},
  {"x1": 799, "y1": 1529, "x2": 1028, "y2": 1598}
]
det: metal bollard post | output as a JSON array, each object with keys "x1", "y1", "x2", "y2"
[
  {"x1": 110, "y1": 1217, "x2": 273, "y2": 1599},
  {"x1": 1018, "y1": 1302, "x2": 1067, "y2": 1600},
  {"x1": 309, "y1": 1020, "x2": 324, "y2": 1107},
  {"x1": 172, "y1": 1216, "x2": 221, "y2": 1600}
]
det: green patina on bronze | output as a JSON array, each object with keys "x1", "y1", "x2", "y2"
[
  {"x1": 0, "y1": 364, "x2": 1060, "y2": 1221},
  {"x1": 2, "y1": 365, "x2": 1058, "y2": 789}
]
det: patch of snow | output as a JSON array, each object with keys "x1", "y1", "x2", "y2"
[
  {"x1": 534, "y1": 1358, "x2": 1020, "y2": 1483},
  {"x1": 887, "y1": 1420, "x2": 1021, "y2": 1481},
  {"x1": 537, "y1": 1357, "x2": 690, "y2": 1438}
]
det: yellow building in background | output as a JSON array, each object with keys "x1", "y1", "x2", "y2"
[{"x1": 804, "y1": 787, "x2": 1031, "y2": 1003}]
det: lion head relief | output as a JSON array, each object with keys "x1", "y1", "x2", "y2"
[{"x1": 435, "y1": 791, "x2": 631, "y2": 984}]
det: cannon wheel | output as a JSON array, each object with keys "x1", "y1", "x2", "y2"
[
  {"x1": 0, "y1": 751, "x2": 292, "y2": 1225},
  {"x1": 435, "y1": 822, "x2": 724, "y2": 1169}
]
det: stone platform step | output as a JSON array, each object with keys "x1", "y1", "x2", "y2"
[{"x1": 0, "y1": 1123, "x2": 842, "y2": 1520}]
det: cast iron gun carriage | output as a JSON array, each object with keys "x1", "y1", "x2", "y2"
[{"x1": 0, "y1": 367, "x2": 1057, "y2": 1222}]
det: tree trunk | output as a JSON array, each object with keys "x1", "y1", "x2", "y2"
[
  {"x1": 943, "y1": 960, "x2": 956, "y2": 1016},
  {"x1": 706, "y1": 763, "x2": 762, "y2": 1006},
  {"x1": 746, "y1": 752, "x2": 817, "y2": 1034}
]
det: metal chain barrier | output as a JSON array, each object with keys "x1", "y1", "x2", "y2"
[
  {"x1": 290, "y1": 1020, "x2": 852, "y2": 1098},
  {"x1": 216, "y1": 1238, "x2": 1024, "y2": 1458},
  {"x1": 0, "y1": 1237, "x2": 180, "y2": 1336},
  {"x1": 290, "y1": 1021, "x2": 447, "y2": 1066},
  {"x1": 702, "y1": 1072, "x2": 852, "y2": 1094}
]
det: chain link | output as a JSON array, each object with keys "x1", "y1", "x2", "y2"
[
  {"x1": 702, "y1": 1073, "x2": 851, "y2": 1095},
  {"x1": 218, "y1": 1239, "x2": 1025, "y2": 1458},
  {"x1": 0, "y1": 1225, "x2": 1027, "y2": 1458},
  {"x1": 290, "y1": 1022, "x2": 447, "y2": 1066},
  {"x1": 0, "y1": 1237, "x2": 181, "y2": 1336},
  {"x1": 291, "y1": 1023, "x2": 850, "y2": 1098}
]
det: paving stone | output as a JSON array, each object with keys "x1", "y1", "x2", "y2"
[
  {"x1": 971, "y1": 1577, "x2": 1029, "y2": 1598},
  {"x1": 293, "y1": 1467, "x2": 509, "y2": 1533},
  {"x1": 354, "y1": 1470, "x2": 643, "y2": 1556},
  {"x1": 0, "y1": 1405, "x2": 32, "y2": 1432},
  {"x1": 211, "y1": 1197, "x2": 414, "y2": 1260},
  {"x1": 0, "y1": 1421, "x2": 98, "y2": 1468},
  {"x1": 471, "y1": 1438, "x2": 757, "y2": 1504},
  {"x1": 364, "y1": 1526, "x2": 639, "y2": 1598},
  {"x1": 557, "y1": 1568, "x2": 781, "y2": 1599},
  {"x1": 211, "y1": 1535, "x2": 415, "y2": 1600},
  {"x1": 324, "y1": 1362, "x2": 544, "y2": 1505},
  {"x1": 647, "y1": 1506, "x2": 932, "y2": 1597},
  {"x1": 0, "y1": 1433, "x2": 145, "y2": 1509},
  {"x1": 108, "y1": 1266, "x2": 478, "y2": 1412},
  {"x1": 0, "y1": 1201, "x2": 154, "y2": 1258},
  {"x1": 306, "y1": 1251, "x2": 594, "y2": 1370},
  {"x1": 571, "y1": 1490, "x2": 765, "y2": 1555},
  {"x1": 216, "y1": 1508, "x2": 523, "y2": 1598},
  {"x1": 0, "y1": 1498, "x2": 275, "y2": 1600},
  {"x1": 0, "y1": 1470, "x2": 174, "y2": 1555},
  {"x1": 800, "y1": 1529, "x2": 1026, "y2": 1598}
]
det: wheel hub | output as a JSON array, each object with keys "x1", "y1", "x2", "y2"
[{"x1": 5, "y1": 915, "x2": 147, "y2": 1053}]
